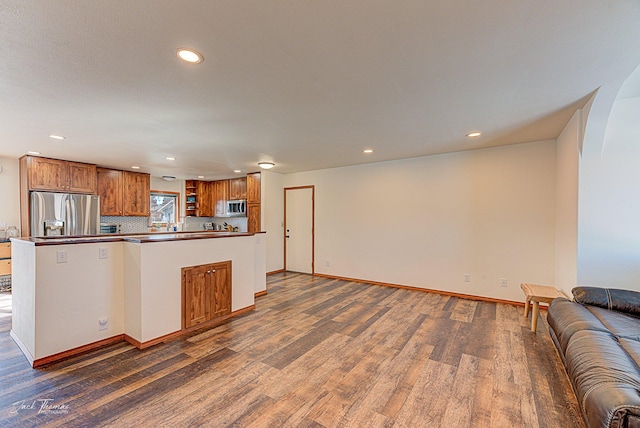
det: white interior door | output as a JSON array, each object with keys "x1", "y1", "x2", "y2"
[{"x1": 285, "y1": 187, "x2": 313, "y2": 274}]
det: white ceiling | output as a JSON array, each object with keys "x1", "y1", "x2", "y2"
[{"x1": 1, "y1": 1, "x2": 639, "y2": 179}]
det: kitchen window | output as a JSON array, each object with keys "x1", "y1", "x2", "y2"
[{"x1": 150, "y1": 191, "x2": 180, "y2": 228}]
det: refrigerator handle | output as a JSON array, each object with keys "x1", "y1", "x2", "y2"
[{"x1": 66, "y1": 195, "x2": 74, "y2": 236}]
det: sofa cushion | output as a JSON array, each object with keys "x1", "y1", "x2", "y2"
[
  {"x1": 589, "y1": 306, "x2": 640, "y2": 341},
  {"x1": 547, "y1": 298, "x2": 610, "y2": 354},
  {"x1": 573, "y1": 287, "x2": 640, "y2": 318},
  {"x1": 565, "y1": 330, "x2": 640, "y2": 428}
]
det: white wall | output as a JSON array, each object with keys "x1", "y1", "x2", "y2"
[
  {"x1": 577, "y1": 96, "x2": 640, "y2": 290},
  {"x1": 274, "y1": 141, "x2": 556, "y2": 302},
  {"x1": 0, "y1": 156, "x2": 20, "y2": 232},
  {"x1": 555, "y1": 110, "x2": 580, "y2": 296},
  {"x1": 262, "y1": 170, "x2": 285, "y2": 272}
]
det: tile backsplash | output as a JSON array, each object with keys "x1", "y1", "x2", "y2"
[
  {"x1": 184, "y1": 216, "x2": 247, "y2": 232},
  {"x1": 100, "y1": 216, "x2": 248, "y2": 233},
  {"x1": 100, "y1": 216, "x2": 149, "y2": 234}
]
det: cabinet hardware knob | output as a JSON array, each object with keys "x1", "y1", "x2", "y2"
[
  {"x1": 211, "y1": 270, "x2": 216, "y2": 273},
  {"x1": 207, "y1": 270, "x2": 211, "y2": 274}
]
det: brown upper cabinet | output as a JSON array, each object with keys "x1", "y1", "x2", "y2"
[
  {"x1": 97, "y1": 168, "x2": 150, "y2": 216},
  {"x1": 123, "y1": 171, "x2": 150, "y2": 216},
  {"x1": 196, "y1": 180, "x2": 214, "y2": 217},
  {"x1": 228, "y1": 177, "x2": 247, "y2": 200},
  {"x1": 246, "y1": 172, "x2": 261, "y2": 204},
  {"x1": 97, "y1": 168, "x2": 123, "y2": 216},
  {"x1": 22, "y1": 156, "x2": 97, "y2": 194},
  {"x1": 213, "y1": 180, "x2": 229, "y2": 217}
]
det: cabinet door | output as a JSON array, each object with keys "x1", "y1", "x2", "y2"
[
  {"x1": 123, "y1": 171, "x2": 150, "y2": 216},
  {"x1": 182, "y1": 265, "x2": 212, "y2": 329},
  {"x1": 229, "y1": 178, "x2": 247, "y2": 200},
  {"x1": 196, "y1": 181, "x2": 214, "y2": 217},
  {"x1": 97, "y1": 168, "x2": 123, "y2": 216},
  {"x1": 213, "y1": 180, "x2": 229, "y2": 216},
  {"x1": 28, "y1": 157, "x2": 68, "y2": 191},
  {"x1": 68, "y1": 162, "x2": 97, "y2": 193},
  {"x1": 247, "y1": 203, "x2": 261, "y2": 233},
  {"x1": 246, "y1": 172, "x2": 261, "y2": 204},
  {"x1": 0, "y1": 259, "x2": 10, "y2": 276},
  {"x1": 211, "y1": 261, "x2": 232, "y2": 318}
]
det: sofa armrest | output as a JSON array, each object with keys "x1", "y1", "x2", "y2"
[{"x1": 573, "y1": 287, "x2": 640, "y2": 318}]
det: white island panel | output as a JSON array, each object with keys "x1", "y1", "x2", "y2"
[{"x1": 124, "y1": 235, "x2": 258, "y2": 343}]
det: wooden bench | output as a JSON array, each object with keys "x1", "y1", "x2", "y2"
[{"x1": 520, "y1": 283, "x2": 566, "y2": 332}]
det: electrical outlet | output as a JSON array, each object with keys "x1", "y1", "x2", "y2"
[
  {"x1": 98, "y1": 248, "x2": 108, "y2": 259},
  {"x1": 98, "y1": 318, "x2": 108, "y2": 331},
  {"x1": 56, "y1": 251, "x2": 67, "y2": 264},
  {"x1": 500, "y1": 278, "x2": 508, "y2": 287},
  {"x1": 325, "y1": 259, "x2": 330, "y2": 267},
  {"x1": 464, "y1": 274, "x2": 470, "y2": 282}
]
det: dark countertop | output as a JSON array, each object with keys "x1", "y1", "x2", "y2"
[{"x1": 11, "y1": 231, "x2": 264, "y2": 246}]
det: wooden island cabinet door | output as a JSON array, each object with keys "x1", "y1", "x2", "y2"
[
  {"x1": 211, "y1": 261, "x2": 231, "y2": 319},
  {"x1": 182, "y1": 264, "x2": 212, "y2": 329},
  {"x1": 182, "y1": 261, "x2": 232, "y2": 330}
]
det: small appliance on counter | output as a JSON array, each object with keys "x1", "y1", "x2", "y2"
[{"x1": 100, "y1": 223, "x2": 121, "y2": 234}]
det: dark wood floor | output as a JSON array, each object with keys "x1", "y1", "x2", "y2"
[{"x1": 0, "y1": 272, "x2": 584, "y2": 427}]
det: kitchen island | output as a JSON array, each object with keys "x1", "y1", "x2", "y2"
[{"x1": 10, "y1": 231, "x2": 266, "y2": 367}]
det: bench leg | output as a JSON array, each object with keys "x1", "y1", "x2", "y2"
[
  {"x1": 531, "y1": 301, "x2": 540, "y2": 332},
  {"x1": 524, "y1": 297, "x2": 530, "y2": 318}
]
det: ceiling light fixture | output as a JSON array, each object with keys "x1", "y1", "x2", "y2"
[
  {"x1": 258, "y1": 162, "x2": 275, "y2": 170},
  {"x1": 466, "y1": 132, "x2": 482, "y2": 138},
  {"x1": 49, "y1": 134, "x2": 66, "y2": 140},
  {"x1": 177, "y1": 48, "x2": 204, "y2": 64},
  {"x1": 161, "y1": 175, "x2": 176, "y2": 181},
  {"x1": 234, "y1": 170, "x2": 242, "y2": 173},
  {"x1": 166, "y1": 157, "x2": 175, "y2": 161},
  {"x1": 28, "y1": 151, "x2": 41, "y2": 155},
  {"x1": 198, "y1": 175, "x2": 205, "y2": 179},
  {"x1": 131, "y1": 166, "x2": 141, "y2": 169},
  {"x1": 363, "y1": 149, "x2": 373, "y2": 154}
]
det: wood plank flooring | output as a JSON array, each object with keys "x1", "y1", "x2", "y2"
[{"x1": 0, "y1": 273, "x2": 584, "y2": 427}]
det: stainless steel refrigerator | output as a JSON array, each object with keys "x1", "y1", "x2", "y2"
[{"x1": 30, "y1": 192, "x2": 100, "y2": 237}]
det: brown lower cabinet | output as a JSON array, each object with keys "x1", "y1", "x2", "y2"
[{"x1": 181, "y1": 260, "x2": 231, "y2": 329}]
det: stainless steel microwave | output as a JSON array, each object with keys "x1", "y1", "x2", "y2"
[{"x1": 226, "y1": 200, "x2": 246, "y2": 217}]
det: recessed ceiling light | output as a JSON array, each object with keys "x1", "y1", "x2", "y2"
[
  {"x1": 28, "y1": 151, "x2": 41, "y2": 155},
  {"x1": 363, "y1": 149, "x2": 374, "y2": 154},
  {"x1": 161, "y1": 175, "x2": 176, "y2": 182},
  {"x1": 131, "y1": 166, "x2": 141, "y2": 169},
  {"x1": 166, "y1": 157, "x2": 175, "y2": 161},
  {"x1": 258, "y1": 162, "x2": 275, "y2": 170},
  {"x1": 49, "y1": 134, "x2": 66, "y2": 140},
  {"x1": 198, "y1": 175, "x2": 205, "y2": 179},
  {"x1": 466, "y1": 132, "x2": 482, "y2": 138},
  {"x1": 176, "y1": 48, "x2": 204, "y2": 64},
  {"x1": 234, "y1": 170, "x2": 242, "y2": 173}
]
